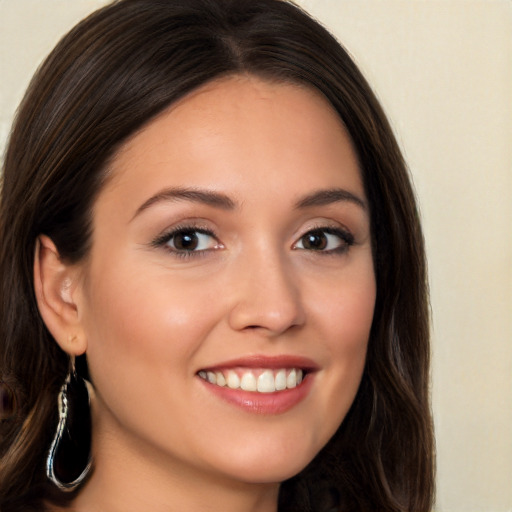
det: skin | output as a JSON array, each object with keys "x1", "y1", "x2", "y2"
[{"x1": 36, "y1": 75, "x2": 376, "y2": 512}]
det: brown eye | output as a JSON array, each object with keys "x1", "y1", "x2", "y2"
[
  {"x1": 301, "y1": 230, "x2": 328, "y2": 250},
  {"x1": 172, "y1": 231, "x2": 200, "y2": 251},
  {"x1": 155, "y1": 228, "x2": 220, "y2": 253},
  {"x1": 294, "y1": 227, "x2": 354, "y2": 253}
]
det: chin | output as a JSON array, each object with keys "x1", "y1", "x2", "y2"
[{"x1": 211, "y1": 444, "x2": 319, "y2": 485}]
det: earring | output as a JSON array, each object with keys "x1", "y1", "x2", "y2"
[{"x1": 46, "y1": 357, "x2": 92, "y2": 491}]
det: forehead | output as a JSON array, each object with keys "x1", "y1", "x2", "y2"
[{"x1": 100, "y1": 75, "x2": 363, "y2": 213}]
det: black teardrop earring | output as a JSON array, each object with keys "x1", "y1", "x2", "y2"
[{"x1": 46, "y1": 357, "x2": 92, "y2": 491}]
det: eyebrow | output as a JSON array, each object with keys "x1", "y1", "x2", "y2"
[
  {"x1": 294, "y1": 188, "x2": 367, "y2": 210},
  {"x1": 133, "y1": 187, "x2": 236, "y2": 219},
  {"x1": 132, "y1": 185, "x2": 366, "y2": 221}
]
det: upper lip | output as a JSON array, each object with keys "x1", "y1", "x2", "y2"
[{"x1": 198, "y1": 354, "x2": 319, "y2": 373}]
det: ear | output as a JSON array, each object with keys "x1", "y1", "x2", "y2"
[{"x1": 34, "y1": 235, "x2": 87, "y2": 356}]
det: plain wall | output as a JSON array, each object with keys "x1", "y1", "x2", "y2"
[{"x1": 1, "y1": 1, "x2": 511, "y2": 511}]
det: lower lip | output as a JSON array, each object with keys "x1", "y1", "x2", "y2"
[{"x1": 198, "y1": 374, "x2": 314, "y2": 415}]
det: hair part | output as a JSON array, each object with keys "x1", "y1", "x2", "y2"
[{"x1": 0, "y1": 1, "x2": 434, "y2": 510}]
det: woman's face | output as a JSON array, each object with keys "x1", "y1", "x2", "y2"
[{"x1": 74, "y1": 76, "x2": 375, "y2": 486}]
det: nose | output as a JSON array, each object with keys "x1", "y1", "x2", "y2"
[{"x1": 227, "y1": 248, "x2": 306, "y2": 336}]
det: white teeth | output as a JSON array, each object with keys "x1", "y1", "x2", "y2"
[
  {"x1": 226, "y1": 370, "x2": 240, "y2": 389},
  {"x1": 215, "y1": 371, "x2": 226, "y2": 387},
  {"x1": 240, "y1": 372, "x2": 257, "y2": 391},
  {"x1": 199, "y1": 368, "x2": 306, "y2": 393},
  {"x1": 275, "y1": 369, "x2": 287, "y2": 391},
  {"x1": 286, "y1": 369, "x2": 297, "y2": 389},
  {"x1": 257, "y1": 370, "x2": 276, "y2": 393}
]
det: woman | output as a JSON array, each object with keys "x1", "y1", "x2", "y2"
[{"x1": 0, "y1": 0, "x2": 434, "y2": 511}]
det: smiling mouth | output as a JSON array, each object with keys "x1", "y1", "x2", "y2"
[{"x1": 197, "y1": 368, "x2": 305, "y2": 393}]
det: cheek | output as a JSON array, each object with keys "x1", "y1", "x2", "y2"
[
  {"x1": 310, "y1": 260, "x2": 375, "y2": 424},
  {"x1": 80, "y1": 259, "x2": 223, "y2": 387},
  {"x1": 79, "y1": 263, "x2": 229, "y2": 452},
  {"x1": 314, "y1": 258, "x2": 376, "y2": 348},
  {"x1": 335, "y1": 271, "x2": 375, "y2": 370}
]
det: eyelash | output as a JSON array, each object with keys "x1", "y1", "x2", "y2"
[
  {"x1": 151, "y1": 224, "x2": 354, "y2": 259},
  {"x1": 294, "y1": 226, "x2": 355, "y2": 255},
  {"x1": 151, "y1": 224, "x2": 220, "y2": 260}
]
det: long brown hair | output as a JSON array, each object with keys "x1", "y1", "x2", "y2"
[{"x1": 0, "y1": 1, "x2": 434, "y2": 510}]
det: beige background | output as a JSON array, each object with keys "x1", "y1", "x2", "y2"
[{"x1": 1, "y1": 1, "x2": 511, "y2": 511}]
